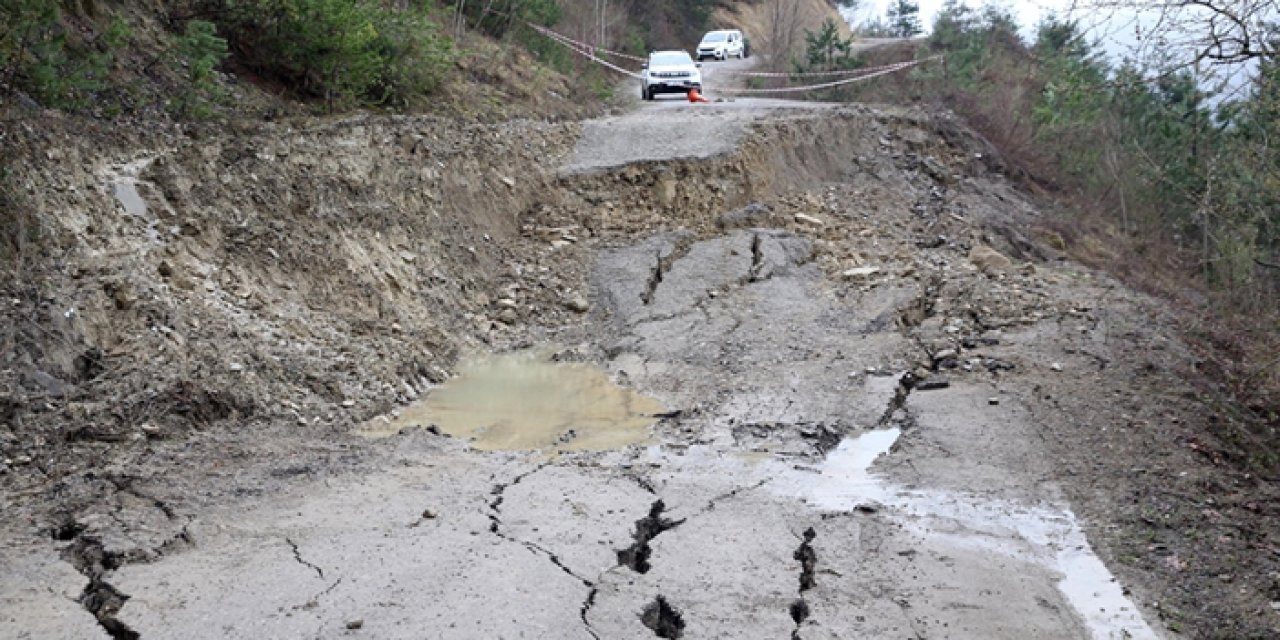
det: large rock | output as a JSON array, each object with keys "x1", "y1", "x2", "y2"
[
  {"x1": 969, "y1": 245, "x2": 1013, "y2": 276},
  {"x1": 716, "y1": 202, "x2": 772, "y2": 230}
]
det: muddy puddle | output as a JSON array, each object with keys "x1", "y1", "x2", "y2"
[{"x1": 359, "y1": 351, "x2": 665, "y2": 451}]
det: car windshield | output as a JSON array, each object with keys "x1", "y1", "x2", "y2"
[
  {"x1": 650, "y1": 52, "x2": 692, "y2": 66},
  {"x1": 701, "y1": 33, "x2": 727, "y2": 43}
]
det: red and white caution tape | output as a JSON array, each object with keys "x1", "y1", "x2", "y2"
[
  {"x1": 717, "y1": 56, "x2": 943, "y2": 78},
  {"x1": 527, "y1": 23, "x2": 645, "y2": 79},
  {"x1": 524, "y1": 23, "x2": 646, "y2": 63},
  {"x1": 716, "y1": 56, "x2": 939, "y2": 94},
  {"x1": 524, "y1": 20, "x2": 939, "y2": 96}
]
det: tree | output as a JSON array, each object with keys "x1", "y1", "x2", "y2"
[
  {"x1": 1070, "y1": 1, "x2": 1277, "y2": 68},
  {"x1": 764, "y1": 0, "x2": 808, "y2": 71},
  {"x1": 803, "y1": 18, "x2": 854, "y2": 70},
  {"x1": 886, "y1": 0, "x2": 922, "y2": 38},
  {"x1": 931, "y1": 0, "x2": 976, "y2": 48},
  {"x1": 173, "y1": 20, "x2": 229, "y2": 119}
]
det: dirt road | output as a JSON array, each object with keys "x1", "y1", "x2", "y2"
[{"x1": 6, "y1": 54, "x2": 1268, "y2": 639}]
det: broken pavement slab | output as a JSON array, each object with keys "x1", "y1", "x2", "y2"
[{"x1": 0, "y1": 545, "x2": 110, "y2": 640}]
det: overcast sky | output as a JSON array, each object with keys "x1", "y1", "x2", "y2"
[
  {"x1": 842, "y1": 1, "x2": 1148, "y2": 56},
  {"x1": 845, "y1": 1, "x2": 1070, "y2": 34},
  {"x1": 842, "y1": 1, "x2": 1260, "y2": 101}
]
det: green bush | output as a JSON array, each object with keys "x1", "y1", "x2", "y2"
[
  {"x1": 451, "y1": 0, "x2": 561, "y2": 39},
  {"x1": 173, "y1": 20, "x2": 229, "y2": 119},
  {"x1": 1, "y1": 1, "x2": 129, "y2": 111},
  {"x1": 215, "y1": 0, "x2": 454, "y2": 110}
]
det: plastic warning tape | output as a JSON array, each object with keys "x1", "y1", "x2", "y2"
[
  {"x1": 718, "y1": 56, "x2": 943, "y2": 78},
  {"x1": 716, "y1": 57, "x2": 938, "y2": 94},
  {"x1": 528, "y1": 24, "x2": 645, "y2": 79},
  {"x1": 525, "y1": 23, "x2": 647, "y2": 63}
]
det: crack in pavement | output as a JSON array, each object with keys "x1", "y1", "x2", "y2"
[
  {"x1": 641, "y1": 250, "x2": 666, "y2": 306},
  {"x1": 749, "y1": 232, "x2": 765, "y2": 282},
  {"x1": 483, "y1": 461, "x2": 601, "y2": 638},
  {"x1": 639, "y1": 235, "x2": 697, "y2": 307},
  {"x1": 692, "y1": 477, "x2": 773, "y2": 518},
  {"x1": 789, "y1": 526, "x2": 818, "y2": 639},
  {"x1": 616, "y1": 500, "x2": 684, "y2": 574},
  {"x1": 285, "y1": 537, "x2": 324, "y2": 580},
  {"x1": 51, "y1": 476, "x2": 201, "y2": 640},
  {"x1": 628, "y1": 473, "x2": 659, "y2": 495},
  {"x1": 640, "y1": 595, "x2": 687, "y2": 639},
  {"x1": 580, "y1": 587, "x2": 601, "y2": 640},
  {"x1": 487, "y1": 462, "x2": 552, "y2": 533},
  {"x1": 794, "y1": 527, "x2": 818, "y2": 591},
  {"x1": 61, "y1": 536, "x2": 140, "y2": 640},
  {"x1": 294, "y1": 577, "x2": 344, "y2": 611}
]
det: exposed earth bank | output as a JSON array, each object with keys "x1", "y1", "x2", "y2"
[{"x1": 1, "y1": 82, "x2": 1277, "y2": 638}]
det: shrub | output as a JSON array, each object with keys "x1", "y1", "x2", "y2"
[
  {"x1": 173, "y1": 20, "x2": 230, "y2": 119},
  {"x1": 215, "y1": 0, "x2": 454, "y2": 110},
  {"x1": 1, "y1": 1, "x2": 129, "y2": 111}
]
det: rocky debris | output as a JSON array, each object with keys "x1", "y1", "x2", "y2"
[
  {"x1": 564, "y1": 295, "x2": 591, "y2": 313},
  {"x1": 717, "y1": 202, "x2": 773, "y2": 230},
  {"x1": 841, "y1": 266, "x2": 881, "y2": 280},
  {"x1": 969, "y1": 245, "x2": 1013, "y2": 277},
  {"x1": 794, "y1": 213, "x2": 825, "y2": 228},
  {"x1": 915, "y1": 376, "x2": 951, "y2": 391}
]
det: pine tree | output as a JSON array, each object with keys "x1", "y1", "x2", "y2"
[{"x1": 886, "y1": 0, "x2": 922, "y2": 38}]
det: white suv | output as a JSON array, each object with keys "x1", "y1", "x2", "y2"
[
  {"x1": 640, "y1": 50, "x2": 702, "y2": 100},
  {"x1": 697, "y1": 30, "x2": 746, "y2": 61}
]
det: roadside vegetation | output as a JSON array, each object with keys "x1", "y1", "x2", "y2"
[
  {"x1": 0, "y1": 0, "x2": 749, "y2": 119},
  {"x1": 832, "y1": 1, "x2": 1280, "y2": 472}
]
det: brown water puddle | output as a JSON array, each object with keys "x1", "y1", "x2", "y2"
[{"x1": 358, "y1": 351, "x2": 665, "y2": 451}]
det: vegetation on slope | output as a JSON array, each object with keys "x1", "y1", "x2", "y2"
[{"x1": 833, "y1": 2, "x2": 1279, "y2": 471}]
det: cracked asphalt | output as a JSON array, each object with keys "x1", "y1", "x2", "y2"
[
  {"x1": 1, "y1": 83, "x2": 1171, "y2": 639},
  {"x1": 8, "y1": 229, "x2": 1158, "y2": 639}
]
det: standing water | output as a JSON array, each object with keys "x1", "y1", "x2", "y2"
[
  {"x1": 360, "y1": 351, "x2": 665, "y2": 451},
  {"x1": 112, "y1": 180, "x2": 148, "y2": 217},
  {"x1": 772, "y1": 427, "x2": 1160, "y2": 640}
]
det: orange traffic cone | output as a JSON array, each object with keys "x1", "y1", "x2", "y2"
[{"x1": 688, "y1": 88, "x2": 711, "y2": 103}]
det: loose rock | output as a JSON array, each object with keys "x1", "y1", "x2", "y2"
[
  {"x1": 564, "y1": 296, "x2": 590, "y2": 313},
  {"x1": 969, "y1": 245, "x2": 1013, "y2": 276},
  {"x1": 842, "y1": 266, "x2": 881, "y2": 280},
  {"x1": 794, "y1": 213, "x2": 825, "y2": 227}
]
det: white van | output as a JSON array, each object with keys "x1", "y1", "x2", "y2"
[{"x1": 697, "y1": 30, "x2": 746, "y2": 61}]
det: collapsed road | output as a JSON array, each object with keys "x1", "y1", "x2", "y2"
[{"x1": 4, "y1": 56, "x2": 1266, "y2": 639}]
